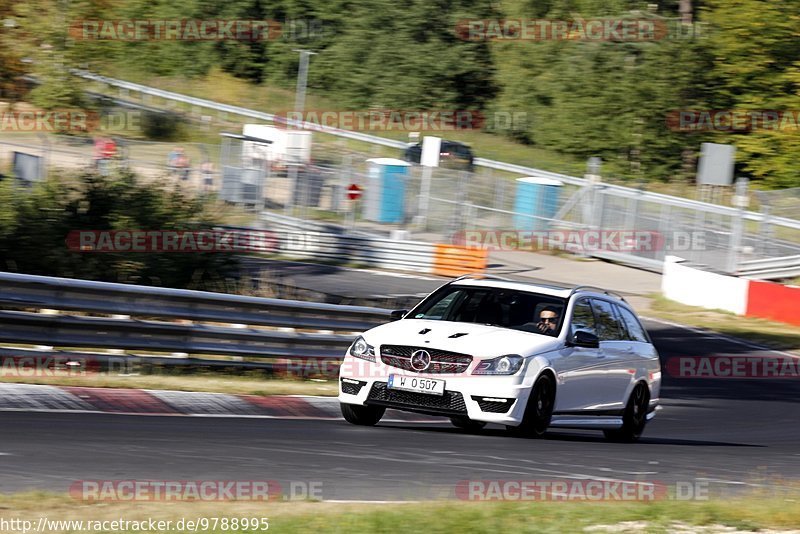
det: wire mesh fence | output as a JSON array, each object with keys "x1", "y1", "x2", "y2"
[
  {"x1": 754, "y1": 187, "x2": 800, "y2": 219},
  {"x1": 3, "y1": 132, "x2": 800, "y2": 277}
]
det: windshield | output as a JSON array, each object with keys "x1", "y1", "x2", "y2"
[{"x1": 408, "y1": 285, "x2": 567, "y2": 336}]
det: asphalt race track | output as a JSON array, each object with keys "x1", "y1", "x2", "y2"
[{"x1": 1, "y1": 318, "x2": 798, "y2": 501}]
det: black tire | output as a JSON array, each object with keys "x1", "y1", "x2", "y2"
[
  {"x1": 507, "y1": 373, "x2": 555, "y2": 438},
  {"x1": 450, "y1": 416, "x2": 486, "y2": 432},
  {"x1": 341, "y1": 403, "x2": 385, "y2": 426},
  {"x1": 604, "y1": 383, "x2": 650, "y2": 443}
]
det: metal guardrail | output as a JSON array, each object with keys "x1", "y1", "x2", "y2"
[
  {"x1": 74, "y1": 70, "x2": 407, "y2": 150},
  {"x1": 736, "y1": 255, "x2": 800, "y2": 280},
  {"x1": 75, "y1": 70, "x2": 800, "y2": 233},
  {"x1": 257, "y1": 214, "x2": 488, "y2": 275},
  {"x1": 280, "y1": 231, "x2": 440, "y2": 272},
  {"x1": 0, "y1": 272, "x2": 393, "y2": 360},
  {"x1": 259, "y1": 211, "x2": 381, "y2": 239}
]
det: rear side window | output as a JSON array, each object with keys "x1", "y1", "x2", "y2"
[
  {"x1": 592, "y1": 299, "x2": 625, "y2": 341},
  {"x1": 617, "y1": 306, "x2": 649, "y2": 343},
  {"x1": 570, "y1": 299, "x2": 596, "y2": 337}
]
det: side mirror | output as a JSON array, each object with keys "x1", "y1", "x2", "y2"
[
  {"x1": 389, "y1": 309, "x2": 408, "y2": 321},
  {"x1": 570, "y1": 330, "x2": 599, "y2": 349}
]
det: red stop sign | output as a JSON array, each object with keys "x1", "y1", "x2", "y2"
[{"x1": 347, "y1": 183, "x2": 362, "y2": 200}]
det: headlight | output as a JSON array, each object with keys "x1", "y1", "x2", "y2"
[
  {"x1": 472, "y1": 354, "x2": 524, "y2": 375},
  {"x1": 349, "y1": 336, "x2": 376, "y2": 362}
]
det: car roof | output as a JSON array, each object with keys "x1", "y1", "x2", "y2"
[
  {"x1": 450, "y1": 278, "x2": 572, "y2": 298},
  {"x1": 449, "y1": 277, "x2": 626, "y2": 302}
]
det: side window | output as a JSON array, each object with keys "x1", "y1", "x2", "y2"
[
  {"x1": 611, "y1": 304, "x2": 630, "y2": 340},
  {"x1": 592, "y1": 299, "x2": 624, "y2": 341},
  {"x1": 617, "y1": 306, "x2": 649, "y2": 343},
  {"x1": 570, "y1": 299, "x2": 596, "y2": 337}
]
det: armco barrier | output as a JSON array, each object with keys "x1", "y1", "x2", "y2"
[
  {"x1": 662, "y1": 256, "x2": 800, "y2": 326},
  {"x1": 0, "y1": 271, "x2": 395, "y2": 360},
  {"x1": 258, "y1": 225, "x2": 488, "y2": 277},
  {"x1": 736, "y1": 254, "x2": 800, "y2": 281}
]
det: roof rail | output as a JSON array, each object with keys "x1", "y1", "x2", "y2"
[
  {"x1": 450, "y1": 273, "x2": 513, "y2": 284},
  {"x1": 569, "y1": 285, "x2": 627, "y2": 302}
]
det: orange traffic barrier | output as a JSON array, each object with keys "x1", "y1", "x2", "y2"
[{"x1": 432, "y1": 244, "x2": 489, "y2": 277}]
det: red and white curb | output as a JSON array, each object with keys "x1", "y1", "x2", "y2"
[{"x1": 0, "y1": 383, "x2": 442, "y2": 422}]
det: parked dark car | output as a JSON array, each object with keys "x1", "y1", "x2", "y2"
[{"x1": 402, "y1": 140, "x2": 475, "y2": 172}]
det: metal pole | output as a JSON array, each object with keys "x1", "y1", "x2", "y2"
[
  {"x1": 293, "y1": 50, "x2": 317, "y2": 114},
  {"x1": 417, "y1": 166, "x2": 433, "y2": 230},
  {"x1": 727, "y1": 177, "x2": 749, "y2": 273},
  {"x1": 728, "y1": 208, "x2": 744, "y2": 274},
  {"x1": 285, "y1": 165, "x2": 298, "y2": 217}
]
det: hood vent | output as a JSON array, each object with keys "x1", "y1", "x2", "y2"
[
  {"x1": 418, "y1": 328, "x2": 431, "y2": 335},
  {"x1": 448, "y1": 332, "x2": 469, "y2": 338}
]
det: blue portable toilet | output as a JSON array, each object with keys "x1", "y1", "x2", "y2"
[
  {"x1": 364, "y1": 158, "x2": 410, "y2": 224},
  {"x1": 513, "y1": 176, "x2": 563, "y2": 231}
]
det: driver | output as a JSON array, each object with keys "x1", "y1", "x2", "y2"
[{"x1": 536, "y1": 307, "x2": 560, "y2": 335}]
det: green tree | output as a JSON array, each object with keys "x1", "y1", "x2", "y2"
[
  {"x1": 310, "y1": 0, "x2": 498, "y2": 109},
  {"x1": 0, "y1": 170, "x2": 238, "y2": 288},
  {"x1": 0, "y1": 0, "x2": 27, "y2": 103},
  {"x1": 492, "y1": 0, "x2": 715, "y2": 181},
  {"x1": 702, "y1": 0, "x2": 800, "y2": 188}
]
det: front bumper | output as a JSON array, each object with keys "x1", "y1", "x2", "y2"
[{"x1": 337, "y1": 354, "x2": 533, "y2": 425}]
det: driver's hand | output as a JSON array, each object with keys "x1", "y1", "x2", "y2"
[{"x1": 537, "y1": 321, "x2": 548, "y2": 333}]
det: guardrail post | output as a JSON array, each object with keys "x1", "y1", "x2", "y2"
[
  {"x1": 727, "y1": 178, "x2": 749, "y2": 274},
  {"x1": 728, "y1": 208, "x2": 744, "y2": 274},
  {"x1": 286, "y1": 164, "x2": 299, "y2": 217},
  {"x1": 416, "y1": 165, "x2": 433, "y2": 230}
]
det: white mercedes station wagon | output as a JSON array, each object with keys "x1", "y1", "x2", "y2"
[{"x1": 338, "y1": 276, "x2": 661, "y2": 442}]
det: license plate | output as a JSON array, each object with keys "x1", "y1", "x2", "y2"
[{"x1": 387, "y1": 374, "x2": 445, "y2": 396}]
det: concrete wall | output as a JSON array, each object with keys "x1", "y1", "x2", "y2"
[{"x1": 662, "y1": 256, "x2": 749, "y2": 316}]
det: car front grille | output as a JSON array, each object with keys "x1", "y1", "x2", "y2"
[
  {"x1": 380, "y1": 345, "x2": 472, "y2": 374},
  {"x1": 366, "y1": 382, "x2": 467, "y2": 416},
  {"x1": 471, "y1": 396, "x2": 516, "y2": 413}
]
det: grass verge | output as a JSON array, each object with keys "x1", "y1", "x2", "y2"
[
  {"x1": 0, "y1": 373, "x2": 338, "y2": 397},
  {"x1": 645, "y1": 294, "x2": 800, "y2": 354},
  {"x1": 2, "y1": 492, "x2": 800, "y2": 533}
]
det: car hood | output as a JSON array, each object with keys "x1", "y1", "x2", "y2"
[{"x1": 364, "y1": 319, "x2": 561, "y2": 358}]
